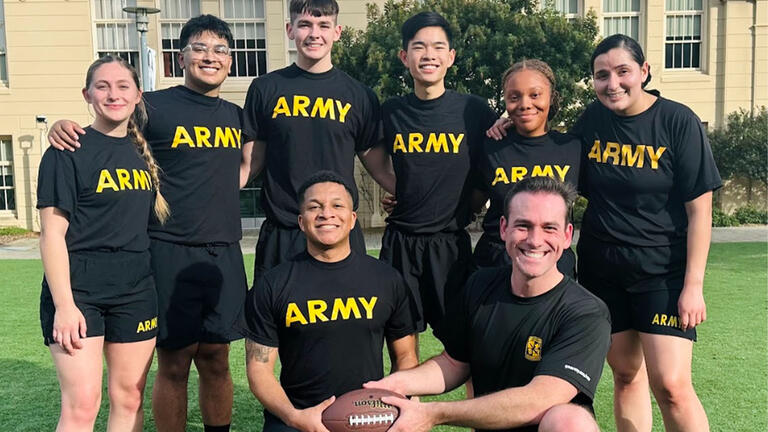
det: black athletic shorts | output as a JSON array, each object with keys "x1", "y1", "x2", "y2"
[
  {"x1": 252, "y1": 218, "x2": 366, "y2": 289},
  {"x1": 262, "y1": 410, "x2": 299, "y2": 432},
  {"x1": 473, "y1": 232, "x2": 577, "y2": 278},
  {"x1": 379, "y1": 226, "x2": 472, "y2": 340},
  {"x1": 150, "y1": 238, "x2": 247, "y2": 349},
  {"x1": 577, "y1": 234, "x2": 695, "y2": 340},
  {"x1": 40, "y1": 250, "x2": 157, "y2": 345}
]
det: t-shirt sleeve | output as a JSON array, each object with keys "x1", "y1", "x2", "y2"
[
  {"x1": 385, "y1": 272, "x2": 423, "y2": 339},
  {"x1": 240, "y1": 275, "x2": 280, "y2": 347},
  {"x1": 671, "y1": 109, "x2": 723, "y2": 202},
  {"x1": 36, "y1": 148, "x2": 78, "y2": 216},
  {"x1": 533, "y1": 303, "x2": 611, "y2": 401},
  {"x1": 243, "y1": 79, "x2": 267, "y2": 142},
  {"x1": 355, "y1": 86, "x2": 382, "y2": 153},
  {"x1": 440, "y1": 273, "x2": 478, "y2": 363}
]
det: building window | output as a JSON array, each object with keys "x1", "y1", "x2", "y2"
[
  {"x1": 603, "y1": 0, "x2": 641, "y2": 41},
  {"x1": 0, "y1": 137, "x2": 14, "y2": 211},
  {"x1": 223, "y1": 0, "x2": 267, "y2": 77},
  {"x1": 665, "y1": 0, "x2": 702, "y2": 69},
  {"x1": 285, "y1": 0, "x2": 297, "y2": 65},
  {"x1": 160, "y1": 0, "x2": 201, "y2": 77},
  {"x1": 542, "y1": 0, "x2": 579, "y2": 19},
  {"x1": 0, "y1": 0, "x2": 7, "y2": 85},
  {"x1": 93, "y1": 0, "x2": 139, "y2": 66}
]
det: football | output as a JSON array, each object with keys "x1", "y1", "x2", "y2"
[{"x1": 321, "y1": 388, "x2": 404, "y2": 432}]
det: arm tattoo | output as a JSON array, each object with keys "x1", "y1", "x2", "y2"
[{"x1": 246, "y1": 339, "x2": 274, "y2": 363}]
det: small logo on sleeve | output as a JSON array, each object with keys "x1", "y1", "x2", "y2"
[
  {"x1": 525, "y1": 336, "x2": 543, "y2": 361},
  {"x1": 564, "y1": 364, "x2": 591, "y2": 382}
]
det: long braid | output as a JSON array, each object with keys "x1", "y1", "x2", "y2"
[{"x1": 128, "y1": 101, "x2": 170, "y2": 224}]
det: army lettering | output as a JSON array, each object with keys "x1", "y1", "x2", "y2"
[
  {"x1": 285, "y1": 297, "x2": 378, "y2": 327},
  {"x1": 392, "y1": 132, "x2": 464, "y2": 154},
  {"x1": 136, "y1": 316, "x2": 158, "y2": 333},
  {"x1": 170, "y1": 126, "x2": 242, "y2": 149},
  {"x1": 651, "y1": 313, "x2": 682, "y2": 329},
  {"x1": 491, "y1": 165, "x2": 571, "y2": 186},
  {"x1": 96, "y1": 168, "x2": 152, "y2": 193},
  {"x1": 271, "y1": 95, "x2": 352, "y2": 123},
  {"x1": 588, "y1": 140, "x2": 666, "y2": 169}
]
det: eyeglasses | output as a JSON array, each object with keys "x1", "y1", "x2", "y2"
[{"x1": 181, "y1": 43, "x2": 231, "y2": 58}]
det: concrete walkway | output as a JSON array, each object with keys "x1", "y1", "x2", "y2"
[{"x1": 2, "y1": 226, "x2": 766, "y2": 260}]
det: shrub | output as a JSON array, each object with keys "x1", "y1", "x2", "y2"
[
  {"x1": 733, "y1": 206, "x2": 768, "y2": 225},
  {"x1": 712, "y1": 207, "x2": 740, "y2": 227}
]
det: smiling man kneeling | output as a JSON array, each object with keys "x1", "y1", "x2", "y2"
[{"x1": 365, "y1": 176, "x2": 611, "y2": 432}]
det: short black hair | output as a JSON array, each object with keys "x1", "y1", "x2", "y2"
[
  {"x1": 297, "y1": 170, "x2": 355, "y2": 206},
  {"x1": 503, "y1": 176, "x2": 577, "y2": 224},
  {"x1": 401, "y1": 11, "x2": 453, "y2": 50},
  {"x1": 179, "y1": 14, "x2": 234, "y2": 49},
  {"x1": 289, "y1": 0, "x2": 339, "y2": 23}
]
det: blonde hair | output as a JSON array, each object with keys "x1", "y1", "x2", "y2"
[
  {"x1": 85, "y1": 56, "x2": 170, "y2": 223},
  {"x1": 501, "y1": 59, "x2": 561, "y2": 121}
]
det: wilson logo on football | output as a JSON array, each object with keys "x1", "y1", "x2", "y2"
[{"x1": 525, "y1": 336, "x2": 543, "y2": 361}]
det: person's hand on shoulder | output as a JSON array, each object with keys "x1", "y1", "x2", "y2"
[
  {"x1": 486, "y1": 117, "x2": 513, "y2": 141},
  {"x1": 48, "y1": 120, "x2": 86, "y2": 152}
]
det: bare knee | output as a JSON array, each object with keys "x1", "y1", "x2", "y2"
[
  {"x1": 109, "y1": 383, "x2": 144, "y2": 414},
  {"x1": 194, "y1": 344, "x2": 230, "y2": 378},
  {"x1": 538, "y1": 404, "x2": 598, "y2": 432},
  {"x1": 61, "y1": 387, "x2": 101, "y2": 426},
  {"x1": 157, "y1": 349, "x2": 194, "y2": 384},
  {"x1": 649, "y1": 372, "x2": 695, "y2": 408}
]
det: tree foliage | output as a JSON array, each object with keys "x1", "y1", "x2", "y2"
[
  {"x1": 332, "y1": 0, "x2": 599, "y2": 127},
  {"x1": 708, "y1": 106, "x2": 768, "y2": 184}
]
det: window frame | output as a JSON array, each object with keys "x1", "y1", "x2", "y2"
[
  {"x1": 541, "y1": 0, "x2": 581, "y2": 20},
  {"x1": 602, "y1": 0, "x2": 643, "y2": 43},
  {"x1": 0, "y1": 0, "x2": 8, "y2": 87},
  {"x1": 158, "y1": 0, "x2": 201, "y2": 79},
  {"x1": 284, "y1": 0, "x2": 297, "y2": 66},
  {"x1": 0, "y1": 136, "x2": 15, "y2": 213},
  {"x1": 91, "y1": 0, "x2": 140, "y2": 67},
  {"x1": 663, "y1": 0, "x2": 705, "y2": 71},
  {"x1": 221, "y1": 0, "x2": 268, "y2": 78}
]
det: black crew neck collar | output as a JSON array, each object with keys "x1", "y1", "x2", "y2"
[
  {"x1": 290, "y1": 63, "x2": 338, "y2": 80},
  {"x1": 172, "y1": 85, "x2": 221, "y2": 107}
]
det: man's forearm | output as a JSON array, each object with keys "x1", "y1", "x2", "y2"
[
  {"x1": 245, "y1": 341, "x2": 298, "y2": 426},
  {"x1": 424, "y1": 376, "x2": 576, "y2": 430}
]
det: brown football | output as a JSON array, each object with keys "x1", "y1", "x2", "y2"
[{"x1": 321, "y1": 388, "x2": 404, "y2": 432}]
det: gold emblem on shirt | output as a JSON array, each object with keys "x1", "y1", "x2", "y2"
[{"x1": 525, "y1": 336, "x2": 543, "y2": 361}]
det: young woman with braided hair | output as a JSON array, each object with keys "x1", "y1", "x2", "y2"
[
  {"x1": 37, "y1": 56, "x2": 167, "y2": 431},
  {"x1": 473, "y1": 59, "x2": 582, "y2": 277}
]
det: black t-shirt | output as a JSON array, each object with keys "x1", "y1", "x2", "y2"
[
  {"x1": 571, "y1": 97, "x2": 722, "y2": 247},
  {"x1": 143, "y1": 85, "x2": 245, "y2": 244},
  {"x1": 472, "y1": 130, "x2": 581, "y2": 241},
  {"x1": 383, "y1": 91, "x2": 497, "y2": 233},
  {"x1": 37, "y1": 127, "x2": 154, "y2": 252},
  {"x1": 442, "y1": 268, "x2": 611, "y2": 432},
  {"x1": 241, "y1": 251, "x2": 421, "y2": 410},
  {"x1": 243, "y1": 65, "x2": 381, "y2": 228}
]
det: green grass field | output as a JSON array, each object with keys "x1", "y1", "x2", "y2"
[{"x1": 0, "y1": 243, "x2": 765, "y2": 431}]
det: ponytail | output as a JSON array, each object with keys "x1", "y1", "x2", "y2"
[{"x1": 128, "y1": 101, "x2": 170, "y2": 224}]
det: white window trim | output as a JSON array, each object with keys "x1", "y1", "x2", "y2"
[
  {"x1": 157, "y1": 0, "x2": 201, "y2": 81},
  {"x1": 540, "y1": 0, "x2": 582, "y2": 19},
  {"x1": 602, "y1": 3, "x2": 643, "y2": 44},
  {"x1": 90, "y1": 1, "x2": 140, "y2": 66},
  {"x1": 663, "y1": 2, "x2": 706, "y2": 72},
  {"x1": 284, "y1": 0, "x2": 296, "y2": 66},
  {"x1": 0, "y1": 136, "x2": 15, "y2": 212},
  {"x1": 0, "y1": 0, "x2": 9, "y2": 87},
  {"x1": 221, "y1": 0, "x2": 268, "y2": 79}
]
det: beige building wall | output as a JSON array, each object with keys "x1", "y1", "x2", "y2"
[
  {"x1": 584, "y1": 0, "x2": 768, "y2": 128},
  {"x1": 0, "y1": 0, "x2": 764, "y2": 230}
]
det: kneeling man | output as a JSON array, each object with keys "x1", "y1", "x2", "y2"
[
  {"x1": 242, "y1": 171, "x2": 422, "y2": 432},
  {"x1": 366, "y1": 176, "x2": 611, "y2": 432}
]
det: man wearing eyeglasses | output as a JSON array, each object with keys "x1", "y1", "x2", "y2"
[{"x1": 47, "y1": 15, "x2": 254, "y2": 432}]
